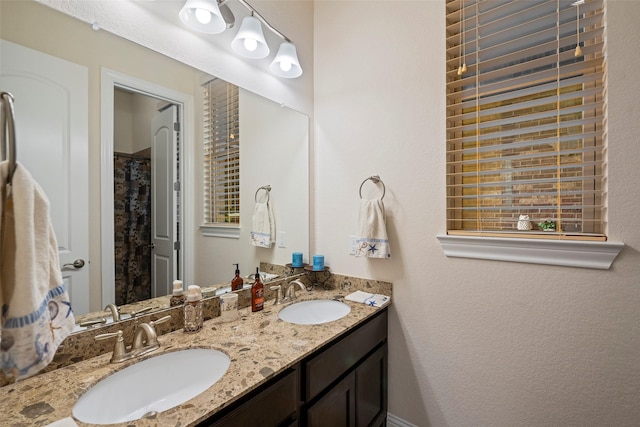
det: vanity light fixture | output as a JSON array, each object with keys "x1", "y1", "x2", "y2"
[
  {"x1": 179, "y1": 0, "x2": 303, "y2": 78},
  {"x1": 179, "y1": 0, "x2": 227, "y2": 34},
  {"x1": 269, "y1": 41, "x2": 302, "y2": 78},
  {"x1": 231, "y1": 14, "x2": 270, "y2": 59}
]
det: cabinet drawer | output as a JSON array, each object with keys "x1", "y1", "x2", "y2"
[
  {"x1": 305, "y1": 309, "x2": 387, "y2": 400},
  {"x1": 207, "y1": 368, "x2": 299, "y2": 427}
]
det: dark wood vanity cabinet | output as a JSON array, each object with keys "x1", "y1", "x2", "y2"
[
  {"x1": 306, "y1": 344, "x2": 388, "y2": 427},
  {"x1": 204, "y1": 367, "x2": 299, "y2": 427},
  {"x1": 303, "y1": 309, "x2": 388, "y2": 427},
  {"x1": 199, "y1": 308, "x2": 388, "y2": 427}
]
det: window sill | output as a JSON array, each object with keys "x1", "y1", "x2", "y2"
[
  {"x1": 436, "y1": 234, "x2": 624, "y2": 270},
  {"x1": 200, "y1": 225, "x2": 241, "y2": 239}
]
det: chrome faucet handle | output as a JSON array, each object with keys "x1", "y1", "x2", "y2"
[
  {"x1": 270, "y1": 285, "x2": 284, "y2": 305},
  {"x1": 129, "y1": 306, "x2": 153, "y2": 318},
  {"x1": 150, "y1": 315, "x2": 172, "y2": 328},
  {"x1": 78, "y1": 317, "x2": 107, "y2": 328},
  {"x1": 95, "y1": 330, "x2": 131, "y2": 363}
]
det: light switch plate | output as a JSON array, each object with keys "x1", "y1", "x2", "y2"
[
  {"x1": 277, "y1": 231, "x2": 286, "y2": 248},
  {"x1": 349, "y1": 235, "x2": 357, "y2": 255}
]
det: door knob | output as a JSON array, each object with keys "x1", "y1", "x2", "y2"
[
  {"x1": 148, "y1": 243, "x2": 155, "y2": 249},
  {"x1": 63, "y1": 259, "x2": 85, "y2": 269}
]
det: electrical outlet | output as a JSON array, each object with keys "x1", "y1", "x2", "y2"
[
  {"x1": 349, "y1": 235, "x2": 357, "y2": 255},
  {"x1": 277, "y1": 231, "x2": 286, "y2": 248}
]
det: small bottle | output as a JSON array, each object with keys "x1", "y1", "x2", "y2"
[
  {"x1": 231, "y1": 263, "x2": 244, "y2": 291},
  {"x1": 251, "y1": 267, "x2": 264, "y2": 312},
  {"x1": 170, "y1": 280, "x2": 186, "y2": 307},
  {"x1": 184, "y1": 285, "x2": 203, "y2": 333}
]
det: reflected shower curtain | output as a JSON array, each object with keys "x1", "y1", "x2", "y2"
[{"x1": 113, "y1": 154, "x2": 152, "y2": 305}]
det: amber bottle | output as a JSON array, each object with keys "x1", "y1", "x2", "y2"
[
  {"x1": 231, "y1": 263, "x2": 244, "y2": 291},
  {"x1": 251, "y1": 267, "x2": 264, "y2": 312}
]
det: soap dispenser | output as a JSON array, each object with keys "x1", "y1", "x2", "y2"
[
  {"x1": 231, "y1": 263, "x2": 244, "y2": 291},
  {"x1": 170, "y1": 280, "x2": 186, "y2": 307},
  {"x1": 251, "y1": 267, "x2": 264, "y2": 312},
  {"x1": 184, "y1": 285, "x2": 203, "y2": 333}
]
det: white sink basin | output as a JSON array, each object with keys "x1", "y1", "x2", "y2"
[
  {"x1": 278, "y1": 299, "x2": 351, "y2": 325},
  {"x1": 73, "y1": 348, "x2": 230, "y2": 424}
]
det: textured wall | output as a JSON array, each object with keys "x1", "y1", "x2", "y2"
[{"x1": 313, "y1": 1, "x2": 640, "y2": 426}]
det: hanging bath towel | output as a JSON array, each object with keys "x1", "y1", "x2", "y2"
[
  {"x1": 355, "y1": 198, "x2": 391, "y2": 258},
  {"x1": 250, "y1": 200, "x2": 275, "y2": 248},
  {"x1": 0, "y1": 161, "x2": 75, "y2": 381}
]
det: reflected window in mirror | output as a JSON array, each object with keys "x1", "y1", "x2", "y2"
[{"x1": 203, "y1": 78, "x2": 240, "y2": 225}]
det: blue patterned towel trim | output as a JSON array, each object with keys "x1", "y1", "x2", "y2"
[{"x1": 3, "y1": 284, "x2": 68, "y2": 329}]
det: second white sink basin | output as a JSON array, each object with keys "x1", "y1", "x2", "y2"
[
  {"x1": 278, "y1": 299, "x2": 351, "y2": 325},
  {"x1": 73, "y1": 348, "x2": 230, "y2": 424}
]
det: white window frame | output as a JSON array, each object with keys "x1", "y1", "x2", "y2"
[{"x1": 440, "y1": 0, "x2": 623, "y2": 268}]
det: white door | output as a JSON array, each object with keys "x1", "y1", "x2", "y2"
[
  {"x1": 151, "y1": 105, "x2": 178, "y2": 297},
  {"x1": 0, "y1": 40, "x2": 90, "y2": 314}
]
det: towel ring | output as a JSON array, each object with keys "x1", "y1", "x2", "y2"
[
  {"x1": 255, "y1": 185, "x2": 271, "y2": 203},
  {"x1": 359, "y1": 175, "x2": 385, "y2": 200},
  {"x1": 0, "y1": 92, "x2": 17, "y2": 184}
]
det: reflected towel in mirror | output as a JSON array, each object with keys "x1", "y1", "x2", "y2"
[{"x1": 251, "y1": 199, "x2": 275, "y2": 248}]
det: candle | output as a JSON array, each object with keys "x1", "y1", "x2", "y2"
[
  {"x1": 292, "y1": 252, "x2": 303, "y2": 267},
  {"x1": 312, "y1": 255, "x2": 324, "y2": 271}
]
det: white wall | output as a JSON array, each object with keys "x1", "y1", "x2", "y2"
[
  {"x1": 314, "y1": 1, "x2": 640, "y2": 426},
  {"x1": 113, "y1": 90, "x2": 134, "y2": 153}
]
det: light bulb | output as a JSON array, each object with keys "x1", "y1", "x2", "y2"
[
  {"x1": 195, "y1": 8, "x2": 212, "y2": 24},
  {"x1": 280, "y1": 61, "x2": 292, "y2": 72},
  {"x1": 243, "y1": 38, "x2": 258, "y2": 52}
]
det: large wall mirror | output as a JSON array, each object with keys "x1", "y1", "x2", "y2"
[{"x1": 0, "y1": 1, "x2": 309, "y2": 326}]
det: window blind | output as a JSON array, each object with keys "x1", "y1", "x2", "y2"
[
  {"x1": 445, "y1": 0, "x2": 606, "y2": 239},
  {"x1": 203, "y1": 78, "x2": 240, "y2": 225}
]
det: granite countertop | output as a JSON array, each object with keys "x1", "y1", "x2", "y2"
[{"x1": 0, "y1": 289, "x2": 390, "y2": 426}]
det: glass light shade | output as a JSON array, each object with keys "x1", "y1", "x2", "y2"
[
  {"x1": 269, "y1": 42, "x2": 303, "y2": 78},
  {"x1": 231, "y1": 16, "x2": 270, "y2": 59},
  {"x1": 179, "y1": 0, "x2": 226, "y2": 34}
]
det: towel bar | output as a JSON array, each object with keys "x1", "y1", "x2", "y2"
[
  {"x1": 255, "y1": 184, "x2": 271, "y2": 203},
  {"x1": 0, "y1": 92, "x2": 17, "y2": 184},
  {"x1": 359, "y1": 175, "x2": 386, "y2": 200}
]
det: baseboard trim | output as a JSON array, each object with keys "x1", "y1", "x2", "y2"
[{"x1": 387, "y1": 412, "x2": 418, "y2": 427}]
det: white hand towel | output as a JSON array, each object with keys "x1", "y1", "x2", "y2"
[
  {"x1": 345, "y1": 290, "x2": 391, "y2": 307},
  {"x1": 250, "y1": 200, "x2": 275, "y2": 248},
  {"x1": 355, "y1": 199, "x2": 391, "y2": 258},
  {"x1": 0, "y1": 161, "x2": 75, "y2": 381}
]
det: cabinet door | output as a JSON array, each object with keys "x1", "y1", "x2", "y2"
[
  {"x1": 305, "y1": 310, "x2": 387, "y2": 401},
  {"x1": 206, "y1": 368, "x2": 298, "y2": 427},
  {"x1": 356, "y1": 344, "x2": 388, "y2": 427},
  {"x1": 307, "y1": 372, "x2": 356, "y2": 427}
]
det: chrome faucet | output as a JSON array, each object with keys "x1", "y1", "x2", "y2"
[
  {"x1": 94, "y1": 315, "x2": 172, "y2": 363},
  {"x1": 104, "y1": 303, "x2": 121, "y2": 321},
  {"x1": 132, "y1": 323, "x2": 160, "y2": 357},
  {"x1": 284, "y1": 279, "x2": 308, "y2": 302}
]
